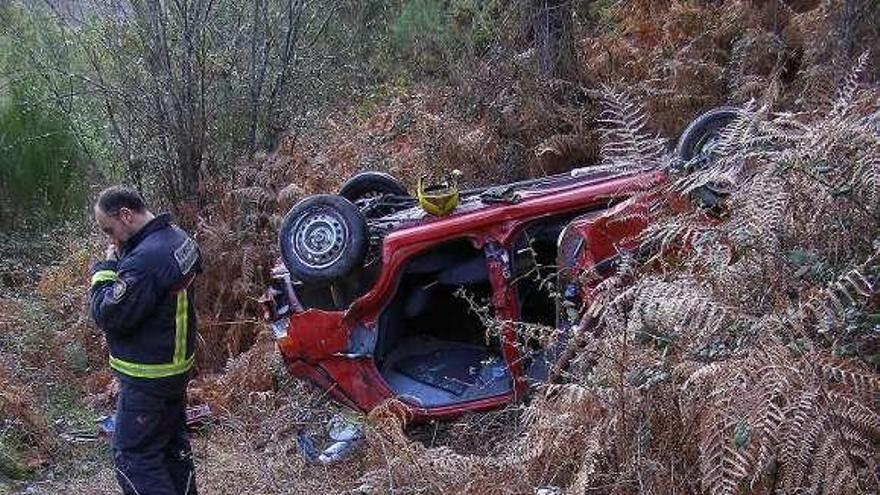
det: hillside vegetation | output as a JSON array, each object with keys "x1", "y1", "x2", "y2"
[{"x1": 1, "y1": 0, "x2": 877, "y2": 494}]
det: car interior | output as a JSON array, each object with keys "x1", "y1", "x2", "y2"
[
  {"x1": 509, "y1": 216, "x2": 581, "y2": 382},
  {"x1": 374, "y1": 239, "x2": 514, "y2": 407},
  {"x1": 373, "y1": 213, "x2": 584, "y2": 407}
]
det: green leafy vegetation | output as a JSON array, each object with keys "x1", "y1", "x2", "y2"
[
  {"x1": 0, "y1": 431, "x2": 32, "y2": 481},
  {"x1": 0, "y1": 3, "x2": 109, "y2": 232},
  {"x1": 0, "y1": 86, "x2": 86, "y2": 229}
]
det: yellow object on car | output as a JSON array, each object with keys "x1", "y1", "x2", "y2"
[{"x1": 417, "y1": 170, "x2": 462, "y2": 216}]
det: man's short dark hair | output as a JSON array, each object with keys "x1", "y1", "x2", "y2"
[{"x1": 96, "y1": 186, "x2": 147, "y2": 215}]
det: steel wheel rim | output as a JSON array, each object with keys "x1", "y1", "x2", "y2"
[{"x1": 292, "y1": 207, "x2": 349, "y2": 269}]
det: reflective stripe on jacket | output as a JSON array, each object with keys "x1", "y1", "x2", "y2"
[{"x1": 89, "y1": 213, "x2": 201, "y2": 379}]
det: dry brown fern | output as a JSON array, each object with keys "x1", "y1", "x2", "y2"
[
  {"x1": 596, "y1": 85, "x2": 669, "y2": 172},
  {"x1": 797, "y1": 245, "x2": 880, "y2": 337},
  {"x1": 671, "y1": 347, "x2": 878, "y2": 495},
  {"x1": 553, "y1": 67, "x2": 880, "y2": 494}
]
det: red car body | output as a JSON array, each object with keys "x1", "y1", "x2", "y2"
[{"x1": 267, "y1": 167, "x2": 667, "y2": 422}]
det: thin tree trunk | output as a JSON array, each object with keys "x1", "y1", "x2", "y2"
[{"x1": 531, "y1": 0, "x2": 574, "y2": 78}]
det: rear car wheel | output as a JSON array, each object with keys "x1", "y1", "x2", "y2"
[
  {"x1": 339, "y1": 171, "x2": 408, "y2": 202},
  {"x1": 676, "y1": 106, "x2": 741, "y2": 166},
  {"x1": 677, "y1": 107, "x2": 741, "y2": 214},
  {"x1": 279, "y1": 195, "x2": 368, "y2": 283}
]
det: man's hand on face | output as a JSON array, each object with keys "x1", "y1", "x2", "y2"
[{"x1": 105, "y1": 244, "x2": 119, "y2": 261}]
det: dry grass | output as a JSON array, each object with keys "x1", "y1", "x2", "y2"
[{"x1": 3, "y1": 1, "x2": 878, "y2": 493}]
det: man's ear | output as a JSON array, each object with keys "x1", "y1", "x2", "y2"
[{"x1": 118, "y1": 207, "x2": 133, "y2": 224}]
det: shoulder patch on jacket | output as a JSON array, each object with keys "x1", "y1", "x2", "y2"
[
  {"x1": 174, "y1": 237, "x2": 198, "y2": 275},
  {"x1": 111, "y1": 279, "x2": 128, "y2": 302}
]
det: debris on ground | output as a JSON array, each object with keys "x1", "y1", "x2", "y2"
[{"x1": 295, "y1": 412, "x2": 364, "y2": 465}]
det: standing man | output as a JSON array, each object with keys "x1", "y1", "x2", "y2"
[{"x1": 89, "y1": 186, "x2": 200, "y2": 495}]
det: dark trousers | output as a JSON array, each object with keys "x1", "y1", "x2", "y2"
[{"x1": 113, "y1": 383, "x2": 197, "y2": 495}]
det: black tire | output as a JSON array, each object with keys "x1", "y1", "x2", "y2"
[
  {"x1": 279, "y1": 194, "x2": 368, "y2": 283},
  {"x1": 675, "y1": 106, "x2": 741, "y2": 165},
  {"x1": 677, "y1": 107, "x2": 741, "y2": 216},
  {"x1": 338, "y1": 171, "x2": 408, "y2": 202}
]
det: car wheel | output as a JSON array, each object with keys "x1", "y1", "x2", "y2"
[
  {"x1": 279, "y1": 194, "x2": 368, "y2": 283},
  {"x1": 339, "y1": 171, "x2": 408, "y2": 202},
  {"x1": 677, "y1": 107, "x2": 741, "y2": 216},
  {"x1": 675, "y1": 106, "x2": 741, "y2": 167}
]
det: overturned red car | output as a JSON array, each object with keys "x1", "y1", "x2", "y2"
[{"x1": 260, "y1": 107, "x2": 737, "y2": 422}]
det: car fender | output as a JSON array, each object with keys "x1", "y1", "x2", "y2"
[{"x1": 279, "y1": 309, "x2": 349, "y2": 362}]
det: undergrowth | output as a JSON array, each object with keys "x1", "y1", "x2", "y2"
[
  {"x1": 2, "y1": 1, "x2": 877, "y2": 494},
  {"x1": 346, "y1": 54, "x2": 879, "y2": 495}
]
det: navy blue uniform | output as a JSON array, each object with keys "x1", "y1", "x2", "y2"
[{"x1": 90, "y1": 213, "x2": 200, "y2": 495}]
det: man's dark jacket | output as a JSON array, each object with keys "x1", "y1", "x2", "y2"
[{"x1": 89, "y1": 213, "x2": 200, "y2": 391}]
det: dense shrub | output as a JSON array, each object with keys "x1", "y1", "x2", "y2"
[{"x1": 0, "y1": 86, "x2": 87, "y2": 229}]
